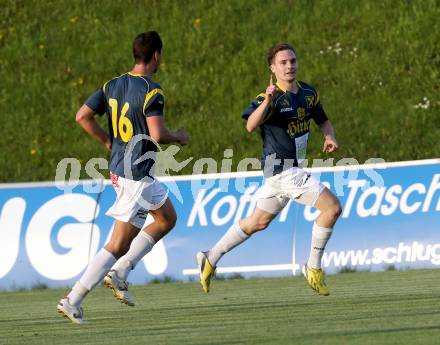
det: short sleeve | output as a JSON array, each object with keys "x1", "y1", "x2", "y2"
[
  {"x1": 311, "y1": 90, "x2": 328, "y2": 125},
  {"x1": 242, "y1": 92, "x2": 267, "y2": 119},
  {"x1": 143, "y1": 88, "x2": 164, "y2": 117},
  {"x1": 85, "y1": 88, "x2": 106, "y2": 115}
]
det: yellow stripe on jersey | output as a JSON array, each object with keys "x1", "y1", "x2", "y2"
[
  {"x1": 256, "y1": 93, "x2": 267, "y2": 104},
  {"x1": 276, "y1": 81, "x2": 287, "y2": 93},
  {"x1": 143, "y1": 88, "x2": 164, "y2": 113},
  {"x1": 297, "y1": 81, "x2": 319, "y2": 106},
  {"x1": 102, "y1": 80, "x2": 110, "y2": 94},
  {"x1": 102, "y1": 73, "x2": 127, "y2": 94},
  {"x1": 314, "y1": 90, "x2": 320, "y2": 106}
]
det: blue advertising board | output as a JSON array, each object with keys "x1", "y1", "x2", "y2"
[{"x1": 0, "y1": 159, "x2": 439, "y2": 289}]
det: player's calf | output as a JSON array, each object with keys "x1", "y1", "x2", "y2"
[
  {"x1": 314, "y1": 189, "x2": 342, "y2": 228},
  {"x1": 324, "y1": 199, "x2": 342, "y2": 224}
]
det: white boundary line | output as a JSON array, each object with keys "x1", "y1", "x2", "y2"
[
  {"x1": 0, "y1": 179, "x2": 103, "y2": 189},
  {"x1": 182, "y1": 263, "x2": 301, "y2": 276},
  {"x1": 1, "y1": 158, "x2": 439, "y2": 189}
]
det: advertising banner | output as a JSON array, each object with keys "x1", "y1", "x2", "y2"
[{"x1": 0, "y1": 159, "x2": 439, "y2": 289}]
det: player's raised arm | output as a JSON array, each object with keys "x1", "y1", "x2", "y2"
[
  {"x1": 319, "y1": 119, "x2": 338, "y2": 153},
  {"x1": 76, "y1": 104, "x2": 112, "y2": 151},
  {"x1": 245, "y1": 75, "x2": 279, "y2": 133},
  {"x1": 146, "y1": 116, "x2": 189, "y2": 145}
]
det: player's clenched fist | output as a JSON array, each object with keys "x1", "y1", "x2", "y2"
[
  {"x1": 176, "y1": 127, "x2": 190, "y2": 145},
  {"x1": 323, "y1": 137, "x2": 339, "y2": 153}
]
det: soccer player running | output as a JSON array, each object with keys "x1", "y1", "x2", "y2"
[
  {"x1": 197, "y1": 43, "x2": 341, "y2": 296},
  {"x1": 58, "y1": 31, "x2": 189, "y2": 324}
]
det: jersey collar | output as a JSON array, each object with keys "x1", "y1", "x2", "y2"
[
  {"x1": 276, "y1": 81, "x2": 287, "y2": 93},
  {"x1": 128, "y1": 72, "x2": 143, "y2": 76},
  {"x1": 276, "y1": 81, "x2": 301, "y2": 94}
]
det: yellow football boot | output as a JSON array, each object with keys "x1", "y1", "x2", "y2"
[
  {"x1": 302, "y1": 264, "x2": 330, "y2": 296},
  {"x1": 196, "y1": 252, "x2": 216, "y2": 293}
]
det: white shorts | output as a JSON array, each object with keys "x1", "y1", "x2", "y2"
[
  {"x1": 106, "y1": 174, "x2": 167, "y2": 229},
  {"x1": 255, "y1": 167, "x2": 326, "y2": 214}
]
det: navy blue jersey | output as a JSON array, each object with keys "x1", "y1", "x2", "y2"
[
  {"x1": 243, "y1": 81, "x2": 328, "y2": 176},
  {"x1": 86, "y1": 72, "x2": 164, "y2": 180}
]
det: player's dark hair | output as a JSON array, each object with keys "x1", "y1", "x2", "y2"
[
  {"x1": 267, "y1": 43, "x2": 296, "y2": 66},
  {"x1": 133, "y1": 31, "x2": 162, "y2": 64}
]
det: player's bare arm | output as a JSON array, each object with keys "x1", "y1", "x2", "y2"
[
  {"x1": 146, "y1": 115, "x2": 189, "y2": 145},
  {"x1": 246, "y1": 75, "x2": 280, "y2": 133},
  {"x1": 319, "y1": 119, "x2": 338, "y2": 153},
  {"x1": 76, "y1": 104, "x2": 112, "y2": 151}
]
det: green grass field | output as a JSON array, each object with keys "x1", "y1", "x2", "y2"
[
  {"x1": 1, "y1": 269, "x2": 440, "y2": 345},
  {"x1": 1, "y1": 0, "x2": 439, "y2": 182}
]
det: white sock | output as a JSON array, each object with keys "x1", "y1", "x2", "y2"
[
  {"x1": 207, "y1": 223, "x2": 250, "y2": 266},
  {"x1": 307, "y1": 223, "x2": 333, "y2": 269},
  {"x1": 68, "y1": 248, "x2": 116, "y2": 306},
  {"x1": 67, "y1": 282, "x2": 89, "y2": 307},
  {"x1": 115, "y1": 230, "x2": 156, "y2": 280}
]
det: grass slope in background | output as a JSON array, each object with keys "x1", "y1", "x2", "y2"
[
  {"x1": 0, "y1": 0, "x2": 439, "y2": 182},
  {"x1": 1, "y1": 270, "x2": 440, "y2": 344}
]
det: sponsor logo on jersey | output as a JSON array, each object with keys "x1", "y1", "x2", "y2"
[
  {"x1": 287, "y1": 119, "x2": 311, "y2": 137},
  {"x1": 306, "y1": 96, "x2": 315, "y2": 107},
  {"x1": 297, "y1": 107, "x2": 306, "y2": 120}
]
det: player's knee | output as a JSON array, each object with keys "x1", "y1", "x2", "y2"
[
  {"x1": 106, "y1": 241, "x2": 130, "y2": 259},
  {"x1": 254, "y1": 219, "x2": 271, "y2": 232},
  {"x1": 241, "y1": 215, "x2": 271, "y2": 234},
  {"x1": 158, "y1": 213, "x2": 177, "y2": 233},
  {"x1": 328, "y1": 199, "x2": 342, "y2": 221},
  {"x1": 164, "y1": 213, "x2": 177, "y2": 231}
]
